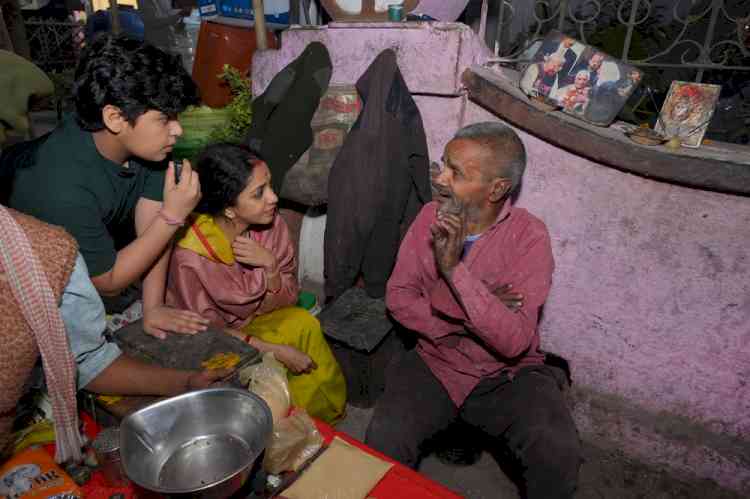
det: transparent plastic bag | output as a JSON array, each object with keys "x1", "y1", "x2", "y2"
[
  {"x1": 240, "y1": 352, "x2": 291, "y2": 423},
  {"x1": 241, "y1": 353, "x2": 323, "y2": 474},
  {"x1": 262, "y1": 409, "x2": 323, "y2": 475}
]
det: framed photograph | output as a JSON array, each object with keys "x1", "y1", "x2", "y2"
[
  {"x1": 654, "y1": 81, "x2": 721, "y2": 148},
  {"x1": 519, "y1": 31, "x2": 644, "y2": 126}
]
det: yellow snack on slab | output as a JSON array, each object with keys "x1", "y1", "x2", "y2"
[
  {"x1": 97, "y1": 394, "x2": 124, "y2": 406},
  {"x1": 201, "y1": 352, "x2": 241, "y2": 370}
]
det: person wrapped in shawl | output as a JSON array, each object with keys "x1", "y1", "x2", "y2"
[{"x1": 166, "y1": 143, "x2": 346, "y2": 423}]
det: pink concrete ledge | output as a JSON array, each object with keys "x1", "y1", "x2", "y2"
[{"x1": 463, "y1": 65, "x2": 750, "y2": 195}]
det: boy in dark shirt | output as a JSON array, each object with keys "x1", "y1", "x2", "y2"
[{"x1": 6, "y1": 35, "x2": 209, "y2": 339}]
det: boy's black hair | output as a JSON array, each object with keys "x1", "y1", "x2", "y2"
[
  {"x1": 73, "y1": 34, "x2": 200, "y2": 131},
  {"x1": 195, "y1": 143, "x2": 264, "y2": 215}
]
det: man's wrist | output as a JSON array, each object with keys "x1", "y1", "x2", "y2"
[
  {"x1": 173, "y1": 371, "x2": 193, "y2": 396},
  {"x1": 440, "y1": 261, "x2": 457, "y2": 281}
]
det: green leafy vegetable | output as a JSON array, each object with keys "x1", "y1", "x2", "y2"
[
  {"x1": 209, "y1": 65, "x2": 253, "y2": 144},
  {"x1": 173, "y1": 65, "x2": 253, "y2": 161}
]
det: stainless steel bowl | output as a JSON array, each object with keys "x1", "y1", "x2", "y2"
[{"x1": 119, "y1": 388, "x2": 272, "y2": 498}]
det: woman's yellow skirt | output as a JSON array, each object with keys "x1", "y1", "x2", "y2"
[{"x1": 242, "y1": 307, "x2": 347, "y2": 424}]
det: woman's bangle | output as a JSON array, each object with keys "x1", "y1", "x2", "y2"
[{"x1": 158, "y1": 209, "x2": 186, "y2": 227}]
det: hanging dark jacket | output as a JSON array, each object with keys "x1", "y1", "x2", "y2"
[
  {"x1": 324, "y1": 49, "x2": 431, "y2": 300},
  {"x1": 246, "y1": 41, "x2": 332, "y2": 194}
]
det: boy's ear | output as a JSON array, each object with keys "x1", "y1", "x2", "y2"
[{"x1": 101, "y1": 105, "x2": 126, "y2": 134}]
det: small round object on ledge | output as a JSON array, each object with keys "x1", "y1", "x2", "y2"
[
  {"x1": 665, "y1": 136, "x2": 683, "y2": 150},
  {"x1": 320, "y1": 0, "x2": 419, "y2": 22},
  {"x1": 625, "y1": 127, "x2": 667, "y2": 146},
  {"x1": 388, "y1": 4, "x2": 404, "y2": 21},
  {"x1": 529, "y1": 95, "x2": 560, "y2": 112}
]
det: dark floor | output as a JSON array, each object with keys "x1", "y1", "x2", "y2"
[{"x1": 335, "y1": 405, "x2": 745, "y2": 499}]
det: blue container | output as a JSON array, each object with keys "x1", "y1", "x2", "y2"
[
  {"x1": 204, "y1": 0, "x2": 290, "y2": 25},
  {"x1": 198, "y1": 0, "x2": 218, "y2": 17}
]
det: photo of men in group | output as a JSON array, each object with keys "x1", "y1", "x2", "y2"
[{"x1": 520, "y1": 31, "x2": 643, "y2": 126}]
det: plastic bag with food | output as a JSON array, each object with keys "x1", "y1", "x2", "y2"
[
  {"x1": 262, "y1": 409, "x2": 324, "y2": 475},
  {"x1": 239, "y1": 352, "x2": 291, "y2": 423},
  {"x1": 240, "y1": 353, "x2": 323, "y2": 474}
]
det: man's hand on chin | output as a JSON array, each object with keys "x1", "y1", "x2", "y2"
[
  {"x1": 431, "y1": 209, "x2": 466, "y2": 281},
  {"x1": 142, "y1": 305, "x2": 210, "y2": 339}
]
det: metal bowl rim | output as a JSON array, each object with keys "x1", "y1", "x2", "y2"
[{"x1": 120, "y1": 387, "x2": 272, "y2": 494}]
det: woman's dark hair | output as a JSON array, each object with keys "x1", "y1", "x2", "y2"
[
  {"x1": 194, "y1": 143, "x2": 263, "y2": 215},
  {"x1": 73, "y1": 34, "x2": 200, "y2": 131}
]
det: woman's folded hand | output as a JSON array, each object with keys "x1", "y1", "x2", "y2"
[{"x1": 274, "y1": 344, "x2": 318, "y2": 375}]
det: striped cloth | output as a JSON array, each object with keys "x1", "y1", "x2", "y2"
[{"x1": 0, "y1": 205, "x2": 82, "y2": 463}]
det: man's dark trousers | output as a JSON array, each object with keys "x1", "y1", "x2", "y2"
[{"x1": 365, "y1": 349, "x2": 582, "y2": 499}]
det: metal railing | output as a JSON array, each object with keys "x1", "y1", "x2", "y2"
[
  {"x1": 490, "y1": 0, "x2": 750, "y2": 83},
  {"x1": 24, "y1": 18, "x2": 85, "y2": 73}
]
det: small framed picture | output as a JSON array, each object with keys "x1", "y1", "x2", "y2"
[
  {"x1": 654, "y1": 81, "x2": 721, "y2": 148},
  {"x1": 519, "y1": 31, "x2": 643, "y2": 126}
]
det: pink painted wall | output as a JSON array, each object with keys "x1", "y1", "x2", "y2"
[
  {"x1": 252, "y1": 23, "x2": 750, "y2": 492},
  {"x1": 504, "y1": 111, "x2": 750, "y2": 492},
  {"x1": 253, "y1": 23, "x2": 492, "y2": 97}
]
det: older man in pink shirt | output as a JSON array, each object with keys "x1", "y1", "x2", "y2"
[{"x1": 365, "y1": 122, "x2": 581, "y2": 499}]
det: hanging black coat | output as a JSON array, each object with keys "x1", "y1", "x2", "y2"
[
  {"x1": 246, "y1": 41, "x2": 332, "y2": 194},
  {"x1": 324, "y1": 49, "x2": 431, "y2": 300}
]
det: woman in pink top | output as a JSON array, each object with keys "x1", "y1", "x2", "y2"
[{"x1": 166, "y1": 143, "x2": 346, "y2": 423}]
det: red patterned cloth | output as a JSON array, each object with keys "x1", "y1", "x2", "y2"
[
  {"x1": 0, "y1": 205, "x2": 82, "y2": 463},
  {"x1": 70, "y1": 410, "x2": 460, "y2": 499}
]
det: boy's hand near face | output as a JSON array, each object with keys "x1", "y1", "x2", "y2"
[
  {"x1": 162, "y1": 159, "x2": 202, "y2": 222},
  {"x1": 142, "y1": 159, "x2": 208, "y2": 340}
]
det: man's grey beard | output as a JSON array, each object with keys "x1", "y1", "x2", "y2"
[{"x1": 438, "y1": 194, "x2": 463, "y2": 216}]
